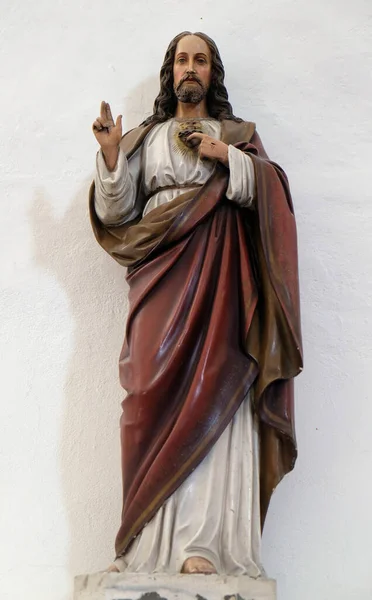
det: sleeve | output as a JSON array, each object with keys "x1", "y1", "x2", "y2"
[
  {"x1": 226, "y1": 144, "x2": 256, "y2": 208},
  {"x1": 94, "y1": 147, "x2": 142, "y2": 225}
]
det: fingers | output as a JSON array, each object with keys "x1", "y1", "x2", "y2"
[
  {"x1": 92, "y1": 111, "x2": 123, "y2": 135},
  {"x1": 187, "y1": 133, "x2": 217, "y2": 153},
  {"x1": 93, "y1": 119, "x2": 104, "y2": 132},
  {"x1": 186, "y1": 131, "x2": 204, "y2": 149},
  {"x1": 93, "y1": 117, "x2": 109, "y2": 132},
  {"x1": 191, "y1": 136, "x2": 225, "y2": 162},
  {"x1": 100, "y1": 100, "x2": 107, "y2": 120},
  {"x1": 105, "y1": 102, "x2": 115, "y2": 125},
  {"x1": 187, "y1": 133, "x2": 211, "y2": 157},
  {"x1": 99, "y1": 100, "x2": 115, "y2": 126},
  {"x1": 199, "y1": 139, "x2": 228, "y2": 165},
  {"x1": 187, "y1": 132, "x2": 204, "y2": 141},
  {"x1": 93, "y1": 105, "x2": 121, "y2": 133}
]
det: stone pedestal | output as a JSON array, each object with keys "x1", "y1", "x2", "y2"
[{"x1": 74, "y1": 572, "x2": 276, "y2": 600}]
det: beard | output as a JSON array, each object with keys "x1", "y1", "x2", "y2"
[{"x1": 174, "y1": 78, "x2": 208, "y2": 104}]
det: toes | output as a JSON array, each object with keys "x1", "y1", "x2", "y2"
[{"x1": 181, "y1": 557, "x2": 217, "y2": 574}]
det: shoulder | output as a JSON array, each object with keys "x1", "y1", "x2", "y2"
[
  {"x1": 220, "y1": 120, "x2": 256, "y2": 145},
  {"x1": 119, "y1": 122, "x2": 157, "y2": 158}
]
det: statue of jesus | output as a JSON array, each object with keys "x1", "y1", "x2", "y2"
[{"x1": 90, "y1": 31, "x2": 302, "y2": 577}]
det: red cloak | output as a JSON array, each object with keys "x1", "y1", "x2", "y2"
[{"x1": 89, "y1": 120, "x2": 303, "y2": 558}]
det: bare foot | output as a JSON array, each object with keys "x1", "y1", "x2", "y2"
[
  {"x1": 105, "y1": 563, "x2": 120, "y2": 573},
  {"x1": 181, "y1": 556, "x2": 217, "y2": 574}
]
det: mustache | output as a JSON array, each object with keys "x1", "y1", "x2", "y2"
[{"x1": 176, "y1": 73, "x2": 203, "y2": 90}]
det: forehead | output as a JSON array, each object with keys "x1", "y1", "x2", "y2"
[{"x1": 175, "y1": 35, "x2": 210, "y2": 58}]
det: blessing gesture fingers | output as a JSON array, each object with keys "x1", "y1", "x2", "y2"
[
  {"x1": 187, "y1": 133, "x2": 229, "y2": 166},
  {"x1": 92, "y1": 101, "x2": 123, "y2": 170},
  {"x1": 92, "y1": 101, "x2": 122, "y2": 150}
]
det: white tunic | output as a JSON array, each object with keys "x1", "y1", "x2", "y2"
[
  {"x1": 94, "y1": 118, "x2": 256, "y2": 225},
  {"x1": 94, "y1": 118, "x2": 262, "y2": 576}
]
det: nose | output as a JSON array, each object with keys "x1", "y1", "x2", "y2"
[
  {"x1": 186, "y1": 68, "x2": 196, "y2": 80},
  {"x1": 186, "y1": 60, "x2": 196, "y2": 73}
]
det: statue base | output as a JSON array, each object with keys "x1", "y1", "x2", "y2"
[{"x1": 74, "y1": 572, "x2": 276, "y2": 600}]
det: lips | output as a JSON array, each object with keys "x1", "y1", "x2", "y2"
[{"x1": 183, "y1": 78, "x2": 201, "y2": 86}]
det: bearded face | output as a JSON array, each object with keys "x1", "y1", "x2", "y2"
[{"x1": 172, "y1": 35, "x2": 212, "y2": 106}]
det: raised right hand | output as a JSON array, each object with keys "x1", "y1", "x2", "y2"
[
  {"x1": 92, "y1": 101, "x2": 122, "y2": 150},
  {"x1": 92, "y1": 101, "x2": 122, "y2": 170}
]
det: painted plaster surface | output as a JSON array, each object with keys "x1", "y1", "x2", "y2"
[
  {"x1": 74, "y1": 573, "x2": 276, "y2": 600},
  {"x1": 1, "y1": 1, "x2": 372, "y2": 599}
]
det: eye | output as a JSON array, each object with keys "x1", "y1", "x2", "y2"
[
  {"x1": 196, "y1": 57, "x2": 207, "y2": 64},
  {"x1": 177, "y1": 57, "x2": 186, "y2": 64}
]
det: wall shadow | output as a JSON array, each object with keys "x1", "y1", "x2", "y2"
[
  {"x1": 30, "y1": 180, "x2": 126, "y2": 577},
  {"x1": 29, "y1": 76, "x2": 160, "y2": 582}
]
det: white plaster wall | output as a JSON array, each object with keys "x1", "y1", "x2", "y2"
[{"x1": 0, "y1": 0, "x2": 371, "y2": 598}]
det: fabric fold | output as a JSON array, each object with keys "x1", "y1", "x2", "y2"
[{"x1": 89, "y1": 119, "x2": 303, "y2": 558}]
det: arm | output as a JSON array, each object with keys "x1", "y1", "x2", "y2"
[
  {"x1": 94, "y1": 147, "x2": 142, "y2": 225},
  {"x1": 225, "y1": 145, "x2": 255, "y2": 208},
  {"x1": 92, "y1": 101, "x2": 143, "y2": 225}
]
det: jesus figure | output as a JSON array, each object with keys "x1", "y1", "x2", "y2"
[{"x1": 90, "y1": 31, "x2": 302, "y2": 577}]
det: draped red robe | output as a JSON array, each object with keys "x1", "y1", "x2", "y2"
[{"x1": 89, "y1": 120, "x2": 303, "y2": 559}]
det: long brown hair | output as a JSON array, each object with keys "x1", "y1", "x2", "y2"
[{"x1": 142, "y1": 31, "x2": 242, "y2": 126}]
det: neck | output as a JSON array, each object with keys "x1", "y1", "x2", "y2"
[{"x1": 174, "y1": 99, "x2": 209, "y2": 119}]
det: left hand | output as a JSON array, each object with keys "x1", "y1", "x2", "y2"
[{"x1": 187, "y1": 133, "x2": 229, "y2": 166}]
